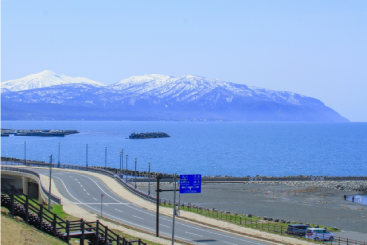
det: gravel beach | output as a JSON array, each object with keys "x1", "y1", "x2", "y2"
[{"x1": 138, "y1": 181, "x2": 367, "y2": 241}]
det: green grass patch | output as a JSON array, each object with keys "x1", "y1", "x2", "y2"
[{"x1": 161, "y1": 202, "x2": 339, "y2": 242}]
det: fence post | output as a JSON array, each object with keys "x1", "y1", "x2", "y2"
[
  {"x1": 117, "y1": 235, "x2": 120, "y2": 244},
  {"x1": 11, "y1": 185, "x2": 15, "y2": 217},
  {"x1": 105, "y1": 225, "x2": 108, "y2": 245},
  {"x1": 281, "y1": 225, "x2": 282, "y2": 234},
  {"x1": 80, "y1": 219, "x2": 84, "y2": 245},
  {"x1": 96, "y1": 220, "x2": 100, "y2": 245},
  {"x1": 66, "y1": 220, "x2": 70, "y2": 243},
  {"x1": 39, "y1": 204, "x2": 44, "y2": 231},
  {"x1": 25, "y1": 194, "x2": 29, "y2": 224},
  {"x1": 53, "y1": 214, "x2": 57, "y2": 236}
]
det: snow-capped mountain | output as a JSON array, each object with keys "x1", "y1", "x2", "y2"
[
  {"x1": 1, "y1": 72, "x2": 349, "y2": 122},
  {"x1": 1, "y1": 70, "x2": 105, "y2": 92},
  {"x1": 108, "y1": 74, "x2": 173, "y2": 93}
]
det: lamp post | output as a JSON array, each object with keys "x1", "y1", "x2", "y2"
[
  {"x1": 24, "y1": 141, "x2": 26, "y2": 165},
  {"x1": 120, "y1": 148, "x2": 123, "y2": 177},
  {"x1": 148, "y1": 162, "x2": 151, "y2": 195},
  {"x1": 126, "y1": 154, "x2": 128, "y2": 182},
  {"x1": 135, "y1": 158, "x2": 137, "y2": 189},
  {"x1": 105, "y1": 147, "x2": 107, "y2": 170},
  {"x1": 48, "y1": 155, "x2": 53, "y2": 211},
  {"x1": 58, "y1": 142, "x2": 61, "y2": 168},
  {"x1": 86, "y1": 144, "x2": 88, "y2": 169}
]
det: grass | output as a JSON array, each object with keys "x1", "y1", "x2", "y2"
[
  {"x1": 2, "y1": 195, "x2": 163, "y2": 245},
  {"x1": 161, "y1": 202, "x2": 339, "y2": 243},
  {"x1": 1, "y1": 207, "x2": 68, "y2": 245}
]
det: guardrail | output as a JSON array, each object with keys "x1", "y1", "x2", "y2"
[
  {"x1": 1, "y1": 166, "x2": 62, "y2": 205},
  {"x1": 1, "y1": 161, "x2": 156, "y2": 204}
]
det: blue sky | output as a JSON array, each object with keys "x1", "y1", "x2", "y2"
[{"x1": 2, "y1": 0, "x2": 367, "y2": 121}]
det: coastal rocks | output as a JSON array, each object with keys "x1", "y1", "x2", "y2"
[
  {"x1": 244, "y1": 180, "x2": 367, "y2": 192},
  {"x1": 129, "y1": 132, "x2": 170, "y2": 139}
]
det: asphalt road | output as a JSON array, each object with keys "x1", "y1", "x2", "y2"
[{"x1": 33, "y1": 168, "x2": 273, "y2": 245}]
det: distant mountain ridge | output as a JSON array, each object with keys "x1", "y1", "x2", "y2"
[
  {"x1": 1, "y1": 70, "x2": 105, "y2": 92},
  {"x1": 1, "y1": 70, "x2": 349, "y2": 122}
]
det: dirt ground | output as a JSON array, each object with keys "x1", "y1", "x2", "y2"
[{"x1": 138, "y1": 182, "x2": 367, "y2": 240}]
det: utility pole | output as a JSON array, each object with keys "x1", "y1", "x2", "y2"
[
  {"x1": 148, "y1": 162, "x2": 151, "y2": 195},
  {"x1": 172, "y1": 174, "x2": 177, "y2": 245},
  {"x1": 58, "y1": 142, "x2": 61, "y2": 168},
  {"x1": 24, "y1": 141, "x2": 26, "y2": 165},
  {"x1": 156, "y1": 174, "x2": 162, "y2": 237},
  {"x1": 48, "y1": 155, "x2": 53, "y2": 211},
  {"x1": 126, "y1": 154, "x2": 128, "y2": 182},
  {"x1": 135, "y1": 158, "x2": 137, "y2": 189},
  {"x1": 105, "y1": 147, "x2": 107, "y2": 170},
  {"x1": 120, "y1": 149, "x2": 124, "y2": 179},
  {"x1": 86, "y1": 144, "x2": 88, "y2": 169}
]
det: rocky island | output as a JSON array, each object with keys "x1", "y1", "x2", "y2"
[{"x1": 129, "y1": 132, "x2": 170, "y2": 139}]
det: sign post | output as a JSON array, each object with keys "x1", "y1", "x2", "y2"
[
  {"x1": 179, "y1": 174, "x2": 201, "y2": 194},
  {"x1": 101, "y1": 194, "x2": 104, "y2": 217}
]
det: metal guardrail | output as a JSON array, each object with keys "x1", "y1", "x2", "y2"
[
  {"x1": 1, "y1": 166, "x2": 62, "y2": 204},
  {"x1": 1, "y1": 161, "x2": 156, "y2": 203}
]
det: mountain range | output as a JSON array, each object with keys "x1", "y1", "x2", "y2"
[{"x1": 1, "y1": 70, "x2": 349, "y2": 122}]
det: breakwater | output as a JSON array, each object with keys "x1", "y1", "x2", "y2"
[
  {"x1": 1, "y1": 128, "x2": 79, "y2": 137},
  {"x1": 128, "y1": 132, "x2": 170, "y2": 139},
  {"x1": 244, "y1": 180, "x2": 367, "y2": 192}
]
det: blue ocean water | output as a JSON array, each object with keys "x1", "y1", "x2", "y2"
[{"x1": 1, "y1": 121, "x2": 366, "y2": 177}]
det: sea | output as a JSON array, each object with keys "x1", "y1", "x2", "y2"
[{"x1": 1, "y1": 121, "x2": 367, "y2": 177}]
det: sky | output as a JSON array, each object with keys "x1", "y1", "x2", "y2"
[{"x1": 2, "y1": 0, "x2": 367, "y2": 121}]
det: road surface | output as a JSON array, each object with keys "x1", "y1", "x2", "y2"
[{"x1": 32, "y1": 168, "x2": 274, "y2": 245}]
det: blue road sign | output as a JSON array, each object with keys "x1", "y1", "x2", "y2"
[{"x1": 179, "y1": 174, "x2": 201, "y2": 194}]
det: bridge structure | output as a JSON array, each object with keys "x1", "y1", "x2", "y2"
[{"x1": 0, "y1": 161, "x2": 285, "y2": 245}]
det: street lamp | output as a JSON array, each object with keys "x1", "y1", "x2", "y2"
[
  {"x1": 120, "y1": 148, "x2": 124, "y2": 177},
  {"x1": 86, "y1": 144, "x2": 88, "y2": 169},
  {"x1": 58, "y1": 142, "x2": 61, "y2": 168},
  {"x1": 24, "y1": 141, "x2": 26, "y2": 165},
  {"x1": 105, "y1": 147, "x2": 107, "y2": 170},
  {"x1": 148, "y1": 162, "x2": 151, "y2": 195},
  {"x1": 126, "y1": 154, "x2": 128, "y2": 182},
  {"x1": 135, "y1": 158, "x2": 137, "y2": 189},
  {"x1": 48, "y1": 155, "x2": 53, "y2": 211}
]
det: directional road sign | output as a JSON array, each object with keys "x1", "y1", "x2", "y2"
[{"x1": 179, "y1": 174, "x2": 201, "y2": 194}]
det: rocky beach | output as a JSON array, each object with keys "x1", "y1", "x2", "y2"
[{"x1": 138, "y1": 180, "x2": 367, "y2": 241}]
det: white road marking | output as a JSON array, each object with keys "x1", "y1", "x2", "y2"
[
  {"x1": 87, "y1": 193, "x2": 90, "y2": 195},
  {"x1": 160, "y1": 224, "x2": 169, "y2": 228},
  {"x1": 115, "y1": 209, "x2": 123, "y2": 213},
  {"x1": 73, "y1": 202, "x2": 130, "y2": 205},
  {"x1": 93, "y1": 197, "x2": 97, "y2": 201},
  {"x1": 81, "y1": 185, "x2": 83, "y2": 187},
  {"x1": 61, "y1": 172, "x2": 265, "y2": 245},
  {"x1": 132, "y1": 215, "x2": 143, "y2": 220},
  {"x1": 185, "y1": 231, "x2": 203, "y2": 237},
  {"x1": 223, "y1": 241, "x2": 238, "y2": 245},
  {"x1": 83, "y1": 188, "x2": 86, "y2": 191}
]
